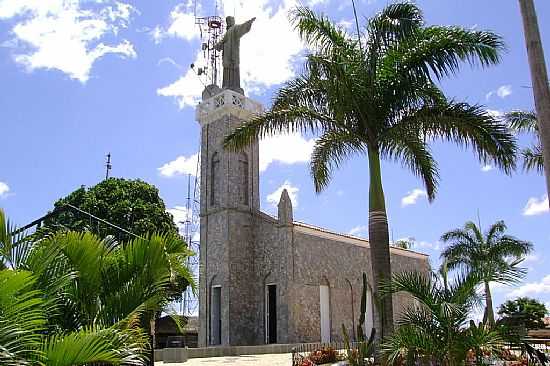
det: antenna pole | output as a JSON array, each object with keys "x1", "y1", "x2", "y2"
[{"x1": 105, "y1": 153, "x2": 112, "y2": 180}]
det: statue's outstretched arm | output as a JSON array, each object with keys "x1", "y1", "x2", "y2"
[{"x1": 236, "y1": 17, "x2": 256, "y2": 36}]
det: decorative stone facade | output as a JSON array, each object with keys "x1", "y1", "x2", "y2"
[{"x1": 197, "y1": 86, "x2": 430, "y2": 347}]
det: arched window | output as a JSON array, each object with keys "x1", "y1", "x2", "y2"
[
  {"x1": 238, "y1": 153, "x2": 249, "y2": 205},
  {"x1": 346, "y1": 279, "x2": 355, "y2": 334},
  {"x1": 211, "y1": 152, "x2": 220, "y2": 206},
  {"x1": 320, "y1": 277, "x2": 331, "y2": 343}
]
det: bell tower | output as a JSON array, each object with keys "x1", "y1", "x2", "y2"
[{"x1": 197, "y1": 84, "x2": 262, "y2": 346}]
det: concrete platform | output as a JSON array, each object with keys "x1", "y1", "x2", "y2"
[{"x1": 155, "y1": 353, "x2": 292, "y2": 366}]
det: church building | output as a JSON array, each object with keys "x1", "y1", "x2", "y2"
[{"x1": 196, "y1": 84, "x2": 430, "y2": 347}]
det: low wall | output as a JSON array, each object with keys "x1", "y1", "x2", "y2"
[{"x1": 156, "y1": 343, "x2": 301, "y2": 362}]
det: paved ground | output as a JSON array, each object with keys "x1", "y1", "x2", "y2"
[{"x1": 156, "y1": 353, "x2": 292, "y2": 365}]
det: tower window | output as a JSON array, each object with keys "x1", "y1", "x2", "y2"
[
  {"x1": 211, "y1": 152, "x2": 220, "y2": 206},
  {"x1": 238, "y1": 152, "x2": 249, "y2": 205}
]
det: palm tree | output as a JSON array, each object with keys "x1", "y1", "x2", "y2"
[
  {"x1": 518, "y1": 0, "x2": 550, "y2": 210},
  {"x1": 224, "y1": 3, "x2": 516, "y2": 338},
  {"x1": 0, "y1": 208, "x2": 195, "y2": 364},
  {"x1": 381, "y1": 270, "x2": 503, "y2": 366},
  {"x1": 0, "y1": 268, "x2": 148, "y2": 366},
  {"x1": 440, "y1": 220, "x2": 532, "y2": 327},
  {"x1": 505, "y1": 110, "x2": 543, "y2": 172}
]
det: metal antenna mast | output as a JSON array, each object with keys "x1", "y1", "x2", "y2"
[
  {"x1": 105, "y1": 153, "x2": 112, "y2": 179},
  {"x1": 181, "y1": 144, "x2": 201, "y2": 316},
  {"x1": 191, "y1": 0, "x2": 224, "y2": 87}
]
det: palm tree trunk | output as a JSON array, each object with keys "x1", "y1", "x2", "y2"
[
  {"x1": 519, "y1": 0, "x2": 550, "y2": 209},
  {"x1": 367, "y1": 147, "x2": 394, "y2": 341},
  {"x1": 484, "y1": 281, "x2": 495, "y2": 327}
]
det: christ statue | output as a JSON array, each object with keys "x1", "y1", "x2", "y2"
[{"x1": 215, "y1": 16, "x2": 256, "y2": 93}]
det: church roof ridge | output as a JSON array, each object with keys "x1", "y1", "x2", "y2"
[{"x1": 293, "y1": 221, "x2": 429, "y2": 258}]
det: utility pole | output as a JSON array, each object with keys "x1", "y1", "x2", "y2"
[
  {"x1": 519, "y1": 0, "x2": 550, "y2": 210},
  {"x1": 105, "y1": 153, "x2": 112, "y2": 180}
]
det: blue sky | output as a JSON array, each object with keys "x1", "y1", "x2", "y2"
[{"x1": 1, "y1": 0, "x2": 550, "y2": 315}]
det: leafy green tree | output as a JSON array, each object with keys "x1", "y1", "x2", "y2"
[
  {"x1": 0, "y1": 208, "x2": 194, "y2": 365},
  {"x1": 44, "y1": 178, "x2": 179, "y2": 241},
  {"x1": 505, "y1": 111, "x2": 543, "y2": 173},
  {"x1": 440, "y1": 221, "x2": 532, "y2": 327},
  {"x1": 224, "y1": 3, "x2": 515, "y2": 337},
  {"x1": 381, "y1": 269, "x2": 502, "y2": 366},
  {"x1": 498, "y1": 297, "x2": 548, "y2": 330},
  {"x1": 393, "y1": 238, "x2": 415, "y2": 250}
]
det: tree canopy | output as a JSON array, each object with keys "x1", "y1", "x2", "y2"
[
  {"x1": 498, "y1": 297, "x2": 548, "y2": 330},
  {"x1": 44, "y1": 178, "x2": 179, "y2": 241},
  {"x1": 440, "y1": 220, "x2": 532, "y2": 326}
]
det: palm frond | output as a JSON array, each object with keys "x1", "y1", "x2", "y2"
[
  {"x1": 505, "y1": 110, "x2": 538, "y2": 132},
  {"x1": 0, "y1": 208, "x2": 33, "y2": 270},
  {"x1": 41, "y1": 327, "x2": 147, "y2": 366},
  {"x1": 398, "y1": 102, "x2": 517, "y2": 174},
  {"x1": 522, "y1": 146, "x2": 544, "y2": 173},
  {"x1": 0, "y1": 270, "x2": 46, "y2": 365},
  {"x1": 290, "y1": 6, "x2": 353, "y2": 54},
  {"x1": 309, "y1": 130, "x2": 366, "y2": 192},
  {"x1": 367, "y1": 2, "x2": 424, "y2": 47},
  {"x1": 224, "y1": 107, "x2": 338, "y2": 152},
  {"x1": 381, "y1": 26, "x2": 504, "y2": 82},
  {"x1": 379, "y1": 127, "x2": 439, "y2": 200},
  {"x1": 381, "y1": 271, "x2": 437, "y2": 310}
]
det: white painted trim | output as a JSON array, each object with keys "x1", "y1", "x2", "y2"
[
  {"x1": 319, "y1": 285, "x2": 331, "y2": 343},
  {"x1": 196, "y1": 89, "x2": 263, "y2": 126}
]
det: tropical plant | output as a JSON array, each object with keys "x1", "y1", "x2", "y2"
[
  {"x1": 440, "y1": 220, "x2": 532, "y2": 327},
  {"x1": 0, "y1": 208, "x2": 194, "y2": 365},
  {"x1": 224, "y1": 2, "x2": 516, "y2": 338},
  {"x1": 505, "y1": 110, "x2": 543, "y2": 173},
  {"x1": 43, "y1": 178, "x2": 179, "y2": 241},
  {"x1": 0, "y1": 266, "x2": 149, "y2": 365},
  {"x1": 342, "y1": 273, "x2": 376, "y2": 366},
  {"x1": 380, "y1": 270, "x2": 503, "y2": 366}
]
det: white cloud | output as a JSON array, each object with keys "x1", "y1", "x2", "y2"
[
  {"x1": 167, "y1": 206, "x2": 191, "y2": 228},
  {"x1": 401, "y1": 188, "x2": 427, "y2": 207},
  {"x1": 158, "y1": 153, "x2": 199, "y2": 177},
  {"x1": 266, "y1": 180, "x2": 298, "y2": 208},
  {"x1": 157, "y1": 51, "x2": 204, "y2": 108},
  {"x1": 497, "y1": 85, "x2": 512, "y2": 98},
  {"x1": 151, "y1": 4, "x2": 198, "y2": 44},
  {"x1": 486, "y1": 109, "x2": 504, "y2": 118},
  {"x1": 481, "y1": 164, "x2": 494, "y2": 172},
  {"x1": 486, "y1": 85, "x2": 513, "y2": 100},
  {"x1": 507, "y1": 274, "x2": 550, "y2": 298},
  {"x1": 0, "y1": 0, "x2": 137, "y2": 82},
  {"x1": 0, "y1": 181, "x2": 10, "y2": 198},
  {"x1": 157, "y1": 57, "x2": 182, "y2": 70},
  {"x1": 348, "y1": 225, "x2": 368, "y2": 237},
  {"x1": 259, "y1": 133, "x2": 315, "y2": 172},
  {"x1": 523, "y1": 194, "x2": 549, "y2": 216},
  {"x1": 157, "y1": 0, "x2": 304, "y2": 108},
  {"x1": 415, "y1": 240, "x2": 441, "y2": 251}
]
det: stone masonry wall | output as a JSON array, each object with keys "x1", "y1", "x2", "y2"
[{"x1": 288, "y1": 228, "x2": 430, "y2": 343}]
